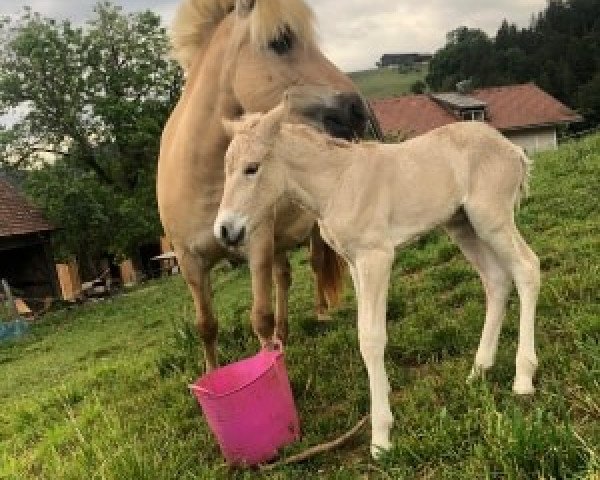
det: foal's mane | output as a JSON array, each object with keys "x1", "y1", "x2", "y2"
[{"x1": 171, "y1": 0, "x2": 316, "y2": 72}]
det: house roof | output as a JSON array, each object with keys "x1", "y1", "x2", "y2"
[
  {"x1": 369, "y1": 83, "x2": 583, "y2": 138},
  {"x1": 0, "y1": 174, "x2": 55, "y2": 238}
]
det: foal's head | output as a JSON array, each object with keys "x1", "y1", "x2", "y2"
[{"x1": 214, "y1": 104, "x2": 287, "y2": 247}]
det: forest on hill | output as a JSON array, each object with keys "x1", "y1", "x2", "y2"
[{"x1": 426, "y1": 0, "x2": 600, "y2": 128}]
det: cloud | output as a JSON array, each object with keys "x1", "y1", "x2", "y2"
[{"x1": 0, "y1": 0, "x2": 547, "y2": 71}]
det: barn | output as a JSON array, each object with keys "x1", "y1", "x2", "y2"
[
  {"x1": 0, "y1": 173, "x2": 59, "y2": 310},
  {"x1": 370, "y1": 83, "x2": 583, "y2": 152}
]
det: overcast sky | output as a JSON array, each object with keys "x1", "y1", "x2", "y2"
[{"x1": 1, "y1": 0, "x2": 548, "y2": 72}]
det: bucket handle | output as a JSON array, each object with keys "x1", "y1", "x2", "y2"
[{"x1": 262, "y1": 337, "x2": 284, "y2": 352}]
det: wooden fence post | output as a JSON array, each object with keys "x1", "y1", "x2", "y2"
[{"x1": 1, "y1": 278, "x2": 18, "y2": 319}]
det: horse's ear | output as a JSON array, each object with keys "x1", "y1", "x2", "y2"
[{"x1": 236, "y1": 0, "x2": 255, "y2": 17}]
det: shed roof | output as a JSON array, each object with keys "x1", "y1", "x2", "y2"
[
  {"x1": 0, "y1": 174, "x2": 55, "y2": 238},
  {"x1": 370, "y1": 83, "x2": 582, "y2": 138}
]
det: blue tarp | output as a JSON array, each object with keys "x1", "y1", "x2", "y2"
[{"x1": 0, "y1": 318, "x2": 29, "y2": 341}]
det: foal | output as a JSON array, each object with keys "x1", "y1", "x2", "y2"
[{"x1": 214, "y1": 102, "x2": 540, "y2": 457}]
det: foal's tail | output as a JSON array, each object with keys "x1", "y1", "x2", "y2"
[
  {"x1": 516, "y1": 148, "x2": 533, "y2": 210},
  {"x1": 321, "y1": 243, "x2": 347, "y2": 308}
]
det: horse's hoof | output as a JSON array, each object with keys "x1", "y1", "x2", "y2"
[
  {"x1": 512, "y1": 377, "x2": 535, "y2": 395},
  {"x1": 317, "y1": 312, "x2": 332, "y2": 322}
]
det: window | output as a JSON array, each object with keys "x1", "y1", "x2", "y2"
[{"x1": 461, "y1": 109, "x2": 485, "y2": 121}]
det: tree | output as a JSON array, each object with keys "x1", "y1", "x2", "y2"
[
  {"x1": 0, "y1": 3, "x2": 183, "y2": 264},
  {"x1": 410, "y1": 80, "x2": 426, "y2": 94},
  {"x1": 426, "y1": 27, "x2": 498, "y2": 91}
]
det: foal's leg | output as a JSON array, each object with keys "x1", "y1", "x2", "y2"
[
  {"x1": 309, "y1": 226, "x2": 331, "y2": 321},
  {"x1": 273, "y1": 252, "x2": 291, "y2": 344},
  {"x1": 444, "y1": 216, "x2": 513, "y2": 380},
  {"x1": 352, "y1": 249, "x2": 394, "y2": 458},
  {"x1": 469, "y1": 212, "x2": 540, "y2": 394},
  {"x1": 177, "y1": 249, "x2": 218, "y2": 371},
  {"x1": 248, "y1": 218, "x2": 277, "y2": 347}
]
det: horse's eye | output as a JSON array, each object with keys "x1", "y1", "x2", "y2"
[
  {"x1": 269, "y1": 28, "x2": 294, "y2": 55},
  {"x1": 244, "y1": 162, "x2": 260, "y2": 176}
]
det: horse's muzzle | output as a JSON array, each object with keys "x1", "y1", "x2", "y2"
[{"x1": 322, "y1": 92, "x2": 369, "y2": 140}]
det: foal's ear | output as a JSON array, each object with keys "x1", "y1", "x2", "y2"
[
  {"x1": 222, "y1": 118, "x2": 241, "y2": 139},
  {"x1": 258, "y1": 103, "x2": 286, "y2": 140},
  {"x1": 236, "y1": 0, "x2": 255, "y2": 17}
]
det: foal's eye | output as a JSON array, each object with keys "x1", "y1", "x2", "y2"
[
  {"x1": 244, "y1": 162, "x2": 260, "y2": 177},
  {"x1": 269, "y1": 27, "x2": 294, "y2": 55}
]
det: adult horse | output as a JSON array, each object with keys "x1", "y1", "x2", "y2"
[{"x1": 158, "y1": 0, "x2": 371, "y2": 370}]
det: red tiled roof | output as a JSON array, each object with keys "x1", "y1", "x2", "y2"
[
  {"x1": 370, "y1": 95, "x2": 456, "y2": 138},
  {"x1": 369, "y1": 83, "x2": 582, "y2": 138},
  {"x1": 0, "y1": 175, "x2": 55, "y2": 238},
  {"x1": 471, "y1": 83, "x2": 582, "y2": 131}
]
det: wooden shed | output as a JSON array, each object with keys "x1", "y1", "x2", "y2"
[{"x1": 0, "y1": 174, "x2": 59, "y2": 310}]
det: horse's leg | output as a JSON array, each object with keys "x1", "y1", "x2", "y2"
[
  {"x1": 248, "y1": 219, "x2": 276, "y2": 346},
  {"x1": 176, "y1": 248, "x2": 218, "y2": 371},
  {"x1": 444, "y1": 214, "x2": 513, "y2": 381},
  {"x1": 309, "y1": 226, "x2": 331, "y2": 321},
  {"x1": 468, "y1": 210, "x2": 540, "y2": 395},
  {"x1": 273, "y1": 252, "x2": 291, "y2": 344},
  {"x1": 351, "y1": 249, "x2": 394, "y2": 458}
]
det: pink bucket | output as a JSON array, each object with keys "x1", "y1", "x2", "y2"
[{"x1": 190, "y1": 348, "x2": 300, "y2": 465}]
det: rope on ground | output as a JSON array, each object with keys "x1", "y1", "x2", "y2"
[{"x1": 259, "y1": 414, "x2": 370, "y2": 471}]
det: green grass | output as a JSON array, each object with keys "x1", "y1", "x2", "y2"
[
  {"x1": 350, "y1": 67, "x2": 427, "y2": 98},
  {"x1": 1, "y1": 134, "x2": 599, "y2": 479}
]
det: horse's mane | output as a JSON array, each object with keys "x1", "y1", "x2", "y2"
[
  {"x1": 171, "y1": 0, "x2": 235, "y2": 71},
  {"x1": 171, "y1": 0, "x2": 315, "y2": 72}
]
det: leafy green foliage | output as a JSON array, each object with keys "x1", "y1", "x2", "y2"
[{"x1": 0, "y1": 3, "x2": 182, "y2": 260}]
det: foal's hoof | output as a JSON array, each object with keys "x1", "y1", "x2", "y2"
[
  {"x1": 466, "y1": 364, "x2": 488, "y2": 384},
  {"x1": 512, "y1": 377, "x2": 535, "y2": 395},
  {"x1": 370, "y1": 441, "x2": 392, "y2": 460}
]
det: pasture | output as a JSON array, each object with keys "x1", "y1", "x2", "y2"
[
  {"x1": 350, "y1": 67, "x2": 427, "y2": 98},
  {"x1": 1, "y1": 134, "x2": 599, "y2": 479}
]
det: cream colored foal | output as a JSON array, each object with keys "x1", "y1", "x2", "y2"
[{"x1": 214, "y1": 101, "x2": 540, "y2": 458}]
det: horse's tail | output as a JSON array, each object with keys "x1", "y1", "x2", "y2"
[
  {"x1": 320, "y1": 242, "x2": 347, "y2": 308},
  {"x1": 171, "y1": 0, "x2": 234, "y2": 71},
  {"x1": 516, "y1": 147, "x2": 533, "y2": 210}
]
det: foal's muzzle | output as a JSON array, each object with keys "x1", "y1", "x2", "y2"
[{"x1": 214, "y1": 212, "x2": 247, "y2": 247}]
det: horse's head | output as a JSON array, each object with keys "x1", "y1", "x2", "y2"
[
  {"x1": 171, "y1": 0, "x2": 373, "y2": 140},
  {"x1": 214, "y1": 104, "x2": 288, "y2": 247}
]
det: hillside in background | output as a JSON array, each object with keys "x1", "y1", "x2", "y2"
[{"x1": 350, "y1": 67, "x2": 427, "y2": 98}]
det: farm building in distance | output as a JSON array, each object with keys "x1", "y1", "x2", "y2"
[
  {"x1": 370, "y1": 83, "x2": 582, "y2": 152},
  {"x1": 0, "y1": 173, "x2": 59, "y2": 310},
  {"x1": 376, "y1": 53, "x2": 433, "y2": 68}
]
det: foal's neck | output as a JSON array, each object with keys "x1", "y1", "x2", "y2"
[{"x1": 275, "y1": 126, "x2": 354, "y2": 218}]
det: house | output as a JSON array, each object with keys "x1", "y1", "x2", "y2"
[
  {"x1": 376, "y1": 53, "x2": 432, "y2": 68},
  {"x1": 370, "y1": 83, "x2": 583, "y2": 152},
  {"x1": 0, "y1": 173, "x2": 59, "y2": 310}
]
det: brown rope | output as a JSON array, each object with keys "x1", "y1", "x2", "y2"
[{"x1": 259, "y1": 414, "x2": 370, "y2": 471}]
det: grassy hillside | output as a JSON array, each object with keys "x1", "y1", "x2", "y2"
[
  {"x1": 350, "y1": 67, "x2": 427, "y2": 98},
  {"x1": 1, "y1": 134, "x2": 599, "y2": 479}
]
